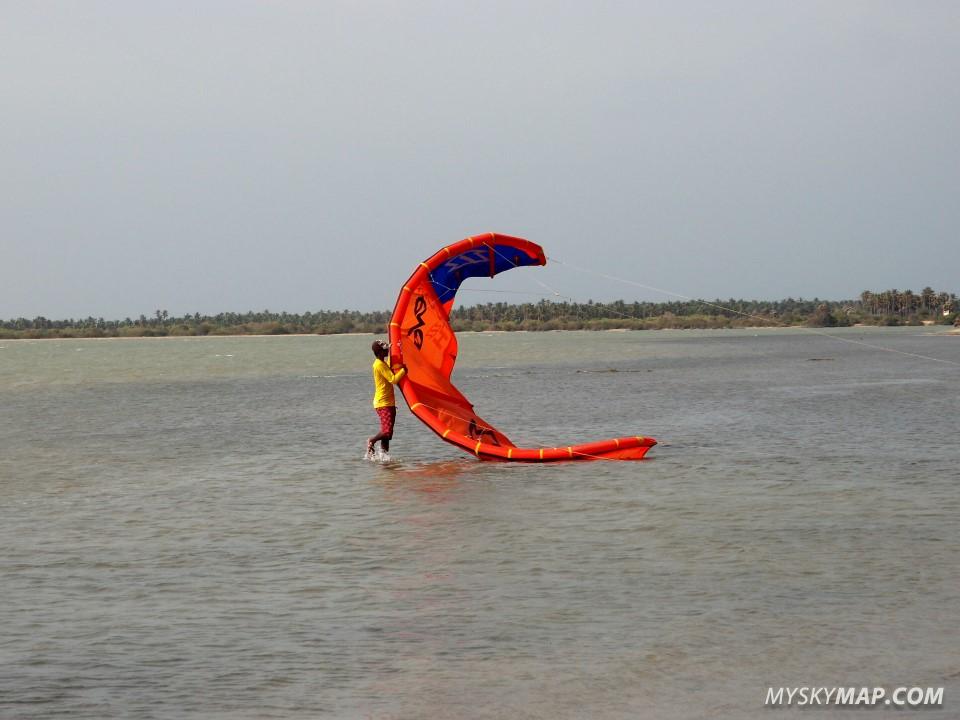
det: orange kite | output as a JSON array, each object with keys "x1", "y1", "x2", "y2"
[{"x1": 388, "y1": 233, "x2": 656, "y2": 461}]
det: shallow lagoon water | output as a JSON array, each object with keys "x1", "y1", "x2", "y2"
[{"x1": 1, "y1": 328, "x2": 958, "y2": 718}]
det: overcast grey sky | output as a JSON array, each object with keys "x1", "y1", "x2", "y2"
[{"x1": 2, "y1": 1, "x2": 958, "y2": 318}]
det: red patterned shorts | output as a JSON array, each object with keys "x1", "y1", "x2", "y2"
[{"x1": 375, "y1": 406, "x2": 397, "y2": 436}]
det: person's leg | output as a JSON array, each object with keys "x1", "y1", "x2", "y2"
[
  {"x1": 367, "y1": 432, "x2": 384, "y2": 453},
  {"x1": 369, "y1": 407, "x2": 395, "y2": 453},
  {"x1": 380, "y1": 407, "x2": 396, "y2": 452},
  {"x1": 369, "y1": 408, "x2": 387, "y2": 453}
]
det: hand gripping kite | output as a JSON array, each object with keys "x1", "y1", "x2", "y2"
[{"x1": 388, "y1": 233, "x2": 657, "y2": 461}]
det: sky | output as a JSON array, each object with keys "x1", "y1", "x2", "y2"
[{"x1": 2, "y1": 1, "x2": 958, "y2": 319}]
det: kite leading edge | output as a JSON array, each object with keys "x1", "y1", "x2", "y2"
[{"x1": 388, "y1": 233, "x2": 657, "y2": 461}]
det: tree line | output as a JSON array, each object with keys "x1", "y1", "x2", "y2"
[{"x1": 2, "y1": 288, "x2": 956, "y2": 339}]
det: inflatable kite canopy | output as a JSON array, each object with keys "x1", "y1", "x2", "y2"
[{"x1": 388, "y1": 233, "x2": 657, "y2": 461}]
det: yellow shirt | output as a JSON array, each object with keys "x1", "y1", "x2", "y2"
[{"x1": 372, "y1": 358, "x2": 406, "y2": 408}]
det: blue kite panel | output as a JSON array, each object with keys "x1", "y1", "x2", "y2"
[{"x1": 430, "y1": 244, "x2": 541, "y2": 304}]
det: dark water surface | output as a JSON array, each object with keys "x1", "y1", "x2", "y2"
[{"x1": 1, "y1": 329, "x2": 957, "y2": 719}]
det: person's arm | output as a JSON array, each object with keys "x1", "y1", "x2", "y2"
[{"x1": 376, "y1": 360, "x2": 406, "y2": 384}]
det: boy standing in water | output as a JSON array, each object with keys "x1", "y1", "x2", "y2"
[{"x1": 367, "y1": 340, "x2": 406, "y2": 457}]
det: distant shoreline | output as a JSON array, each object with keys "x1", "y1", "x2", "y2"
[
  {"x1": 2, "y1": 326, "x2": 957, "y2": 342},
  {"x1": 4, "y1": 289, "x2": 956, "y2": 340}
]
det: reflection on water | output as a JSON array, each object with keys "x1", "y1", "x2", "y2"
[
  {"x1": 377, "y1": 459, "x2": 478, "y2": 494},
  {"x1": 1, "y1": 329, "x2": 957, "y2": 719}
]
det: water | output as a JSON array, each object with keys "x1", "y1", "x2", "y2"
[{"x1": 1, "y1": 329, "x2": 957, "y2": 719}]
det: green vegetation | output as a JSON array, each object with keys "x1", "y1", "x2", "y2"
[{"x1": 2, "y1": 289, "x2": 956, "y2": 339}]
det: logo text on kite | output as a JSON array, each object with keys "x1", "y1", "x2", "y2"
[
  {"x1": 408, "y1": 295, "x2": 427, "y2": 349},
  {"x1": 442, "y1": 248, "x2": 489, "y2": 273},
  {"x1": 468, "y1": 417, "x2": 500, "y2": 446}
]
